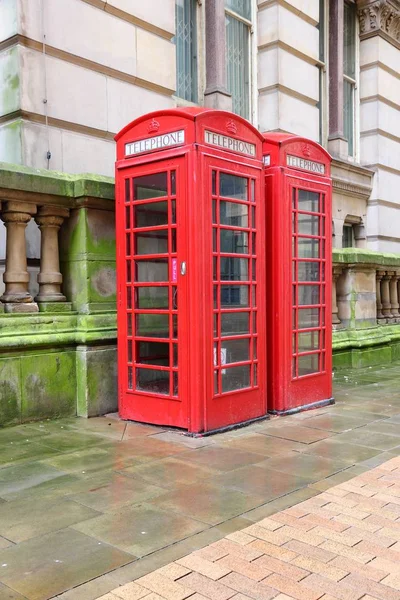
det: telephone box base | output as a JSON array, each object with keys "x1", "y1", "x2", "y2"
[
  {"x1": 185, "y1": 414, "x2": 270, "y2": 438},
  {"x1": 268, "y1": 397, "x2": 335, "y2": 417}
]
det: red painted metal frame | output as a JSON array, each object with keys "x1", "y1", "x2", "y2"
[
  {"x1": 263, "y1": 133, "x2": 333, "y2": 414},
  {"x1": 115, "y1": 108, "x2": 266, "y2": 433}
]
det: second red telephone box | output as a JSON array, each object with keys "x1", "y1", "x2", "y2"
[
  {"x1": 115, "y1": 108, "x2": 266, "y2": 434},
  {"x1": 263, "y1": 134, "x2": 333, "y2": 414}
]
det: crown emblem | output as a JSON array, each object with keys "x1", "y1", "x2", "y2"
[
  {"x1": 147, "y1": 119, "x2": 160, "y2": 133},
  {"x1": 302, "y1": 144, "x2": 311, "y2": 157},
  {"x1": 226, "y1": 120, "x2": 237, "y2": 135}
]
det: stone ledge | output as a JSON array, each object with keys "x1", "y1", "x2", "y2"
[
  {"x1": 333, "y1": 247, "x2": 400, "y2": 267},
  {"x1": 333, "y1": 322, "x2": 400, "y2": 351}
]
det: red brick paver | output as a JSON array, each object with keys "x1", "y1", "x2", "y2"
[{"x1": 98, "y1": 456, "x2": 400, "y2": 600}]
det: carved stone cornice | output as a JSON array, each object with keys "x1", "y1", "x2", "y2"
[{"x1": 358, "y1": 0, "x2": 400, "y2": 45}]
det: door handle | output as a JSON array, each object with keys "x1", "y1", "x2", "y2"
[{"x1": 180, "y1": 261, "x2": 187, "y2": 276}]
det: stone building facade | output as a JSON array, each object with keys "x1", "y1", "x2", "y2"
[{"x1": 1, "y1": 0, "x2": 400, "y2": 253}]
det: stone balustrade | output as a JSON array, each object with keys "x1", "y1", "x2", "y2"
[{"x1": 332, "y1": 249, "x2": 400, "y2": 369}]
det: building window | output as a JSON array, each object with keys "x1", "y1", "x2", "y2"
[
  {"x1": 175, "y1": 0, "x2": 198, "y2": 102},
  {"x1": 342, "y1": 223, "x2": 354, "y2": 248},
  {"x1": 343, "y1": 1, "x2": 356, "y2": 156},
  {"x1": 225, "y1": 0, "x2": 252, "y2": 119}
]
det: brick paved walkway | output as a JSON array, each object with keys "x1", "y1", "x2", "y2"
[{"x1": 99, "y1": 456, "x2": 400, "y2": 600}]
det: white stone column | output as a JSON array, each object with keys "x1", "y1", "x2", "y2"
[
  {"x1": 35, "y1": 206, "x2": 69, "y2": 303},
  {"x1": 389, "y1": 271, "x2": 400, "y2": 321},
  {"x1": 381, "y1": 271, "x2": 393, "y2": 320},
  {"x1": 1, "y1": 201, "x2": 38, "y2": 312},
  {"x1": 376, "y1": 270, "x2": 385, "y2": 322}
]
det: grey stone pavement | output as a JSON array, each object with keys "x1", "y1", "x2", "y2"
[{"x1": 0, "y1": 363, "x2": 400, "y2": 600}]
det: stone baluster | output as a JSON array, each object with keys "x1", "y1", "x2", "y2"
[
  {"x1": 332, "y1": 266, "x2": 342, "y2": 325},
  {"x1": 0, "y1": 201, "x2": 38, "y2": 312},
  {"x1": 376, "y1": 270, "x2": 385, "y2": 322},
  {"x1": 34, "y1": 206, "x2": 70, "y2": 304},
  {"x1": 389, "y1": 271, "x2": 400, "y2": 321},
  {"x1": 381, "y1": 271, "x2": 393, "y2": 320}
]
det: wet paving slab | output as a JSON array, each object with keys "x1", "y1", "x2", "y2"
[{"x1": 0, "y1": 361, "x2": 399, "y2": 598}]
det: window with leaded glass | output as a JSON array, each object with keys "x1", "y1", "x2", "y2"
[
  {"x1": 175, "y1": 0, "x2": 198, "y2": 102},
  {"x1": 225, "y1": 0, "x2": 252, "y2": 120},
  {"x1": 343, "y1": 1, "x2": 356, "y2": 156}
]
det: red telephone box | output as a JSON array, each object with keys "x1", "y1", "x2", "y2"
[
  {"x1": 263, "y1": 134, "x2": 333, "y2": 414},
  {"x1": 115, "y1": 108, "x2": 266, "y2": 433}
]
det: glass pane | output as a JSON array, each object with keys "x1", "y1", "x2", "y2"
[
  {"x1": 298, "y1": 308, "x2": 320, "y2": 329},
  {"x1": 127, "y1": 340, "x2": 132, "y2": 363},
  {"x1": 135, "y1": 202, "x2": 168, "y2": 228},
  {"x1": 125, "y1": 178, "x2": 131, "y2": 203},
  {"x1": 220, "y1": 173, "x2": 248, "y2": 200},
  {"x1": 126, "y1": 205, "x2": 131, "y2": 229},
  {"x1": 344, "y1": 1, "x2": 356, "y2": 79},
  {"x1": 253, "y1": 362, "x2": 257, "y2": 386},
  {"x1": 225, "y1": 0, "x2": 251, "y2": 20},
  {"x1": 212, "y1": 171, "x2": 217, "y2": 195},
  {"x1": 297, "y1": 262, "x2": 320, "y2": 282},
  {"x1": 298, "y1": 331, "x2": 320, "y2": 352},
  {"x1": 173, "y1": 372, "x2": 178, "y2": 396},
  {"x1": 220, "y1": 230, "x2": 249, "y2": 254},
  {"x1": 213, "y1": 257, "x2": 218, "y2": 281},
  {"x1": 126, "y1": 233, "x2": 131, "y2": 256},
  {"x1": 298, "y1": 354, "x2": 320, "y2": 376},
  {"x1": 127, "y1": 313, "x2": 132, "y2": 336},
  {"x1": 127, "y1": 261, "x2": 132, "y2": 283},
  {"x1": 136, "y1": 368, "x2": 169, "y2": 395},
  {"x1": 298, "y1": 285, "x2": 320, "y2": 306},
  {"x1": 135, "y1": 231, "x2": 168, "y2": 255},
  {"x1": 253, "y1": 311, "x2": 257, "y2": 333},
  {"x1": 173, "y1": 314, "x2": 178, "y2": 338},
  {"x1": 220, "y1": 202, "x2": 248, "y2": 227},
  {"x1": 171, "y1": 229, "x2": 177, "y2": 253},
  {"x1": 127, "y1": 286, "x2": 132, "y2": 309},
  {"x1": 135, "y1": 260, "x2": 168, "y2": 282},
  {"x1": 298, "y1": 214, "x2": 319, "y2": 236},
  {"x1": 221, "y1": 312, "x2": 249, "y2": 336},
  {"x1": 221, "y1": 285, "x2": 249, "y2": 308},
  {"x1": 134, "y1": 173, "x2": 168, "y2": 200},
  {"x1": 173, "y1": 344, "x2": 178, "y2": 367},
  {"x1": 175, "y1": 0, "x2": 198, "y2": 102},
  {"x1": 344, "y1": 79, "x2": 354, "y2": 156},
  {"x1": 137, "y1": 287, "x2": 169, "y2": 309},
  {"x1": 298, "y1": 190, "x2": 320, "y2": 212},
  {"x1": 213, "y1": 200, "x2": 217, "y2": 224},
  {"x1": 222, "y1": 365, "x2": 251, "y2": 392},
  {"x1": 136, "y1": 314, "x2": 169, "y2": 338},
  {"x1": 297, "y1": 238, "x2": 320, "y2": 259},
  {"x1": 128, "y1": 366, "x2": 133, "y2": 389},
  {"x1": 214, "y1": 313, "x2": 218, "y2": 337},
  {"x1": 136, "y1": 341, "x2": 169, "y2": 366},
  {"x1": 221, "y1": 339, "x2": 249, "y2": 364},
  {"x1": 226, "y1": 14, "x2": 250, "y2": 119},
  {"x1": 214, "y1": 370, "x2": 219, "y2": 394},
  {"x1": 220, "y1": 258, "x2": 248, "y2": 281},
  {"x1": 171, "y1": 171, "x2": 176, "y2": 195}
]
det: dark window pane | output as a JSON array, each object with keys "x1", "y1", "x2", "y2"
[
  {"x1": 135, "y1": 202, "x2": 168, "y2": 228},
  {"x1": 297, "y1": 262, "x2": 320, "y2": 282},
  {"x1": 221, "y1": 285, "x2": 249, "y2": 308},
  {"x1": 137, "y1": 287, "x2": 169, "y2": 309},
  {"x1": 222, "y1": 365, "x2": 250, "y2": 392},
  {"x1": 220, "y1": 173, "x2": 248, "y2": 200},
  {"x1": 136, "y1": 368, "x2": 169, "y2": 395},
  {"x1": 297, "y1": 238, "x2": 320, "y2": 258},
  {"x1": 173, "y1": 372, "x2": 178, "y2": 396},
  {"x1": 298, "y1": 190, "x2": 319, "y2": 212},
  {"x1": 221, "y1": 312, "x2": 249, "y2": 336},
  {"x1": 298, "y1": 285, "x2": 320, "y2": 306},
  {"x1": 171, "y1": 171, "x2": 176, "y2": 195},
  {"x1": 136, "y1": 341, "x2": 169, "y2": 366},
  {"x1": 134, "y1": 173, "x2": 168, "y2": 200},
  {"x1": 136, "y1": 314, "x2": 169, "y2": 338},
  {"x1": 220, "y1": 202, "x2": 248, "y2": 227},
  {"x1": 125, "y1": 178, "x2": 131, "y2": 203},
  {"x1": 298, "y1": 308, "x2": 320, "y2": 329},
  {"x1": 220, "y1": 230, "x2": 249, "y2": 254},
  {"x1": 135, "y1": 230, "x2": 168, "y2": 255},
  {"x1": 221, "y1": 339, "x2": 249, "y2": 364},
  {"x1": 298, "y1": 331, "x2": 320, "y2": 352},
  {"x1": 298, "y1": 354, "x2": 320, "y2": 376},
  {"x1": 135, "y1": 260, "x2": 168, "y2": 282},
  {"x1": 126, "y1": 205, "x2": 131, "y2": 229},
  {"x1": 298, "y1": 214, "x2": 319, "y2": 236},
  {"x1": 220, "y1": 257, "x2": 248, "y2": 281}
]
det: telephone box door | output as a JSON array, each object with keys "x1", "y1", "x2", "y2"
[
  {"x1": 204, "y1": 156, "x2": 266, "y2": 431},
  {"x1": 117, "y1": 157, "x2": 189, "y2": 427},
  {"x1": 289, "y1": 175, "x2": 332, "y2": 405}
]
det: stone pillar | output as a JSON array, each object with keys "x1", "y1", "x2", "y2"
[
  {"x1": 34, "y1": 206, "x2": 70, "y2": 305},
  {"x1": 328, "y1": 0, "x2": 348, "y2": 158},
  {"x1": 332, "y1": 266, "x2": 342, "y2": 325},
  {"x1": 389, "y1": 271, "x2": 400, "y2": 321},
  {"x1": 1, "y1": 201, "x2": 38, "y2": 313},
  {"x1": 204, "y1": 0, "x2": 232, "y2": 110},
  {"x1": 381, "y1": 271, "x2": 393, "y2": 320},
  {"x1": 376, "y1": 270, "x2": 385, "y2": 322}
]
